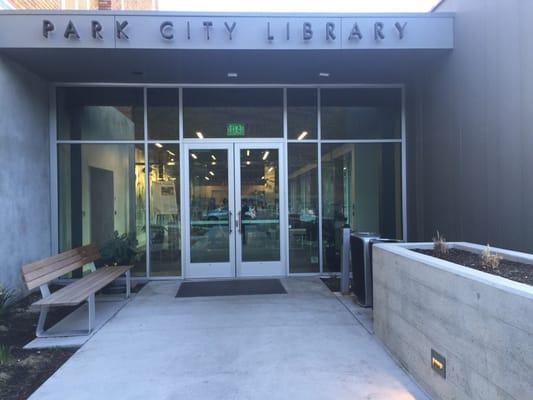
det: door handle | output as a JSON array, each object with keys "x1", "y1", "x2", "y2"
[
  {"x1": 237, "y1": 211, "x2": 242, "y2": 234},
  {"x1": 228, "y1": 211, "x2": 232, "y2": 234}
]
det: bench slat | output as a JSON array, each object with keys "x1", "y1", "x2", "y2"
[
  {"x1": 22, "y1": 244, "x2": 100, "y2": 290},
  {"x1": 33, "y1": 265, "x2": 133, "y2": 307}
]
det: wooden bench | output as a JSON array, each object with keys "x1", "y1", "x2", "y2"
[{"x1": 21, "y1": 244, "x2": 132, "y2": 338}]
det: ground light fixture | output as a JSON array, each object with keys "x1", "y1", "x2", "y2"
[
  {"x1": 262, "y1": 151, "x2": 270, "y2": 160},
  {"x1": 196, "y1": 131, "x2": 204, "y2": 139},
  {"x1": 297, "y1": 131, "x2": 308, "y2": 140}
]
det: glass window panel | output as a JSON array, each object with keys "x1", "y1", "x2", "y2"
[
  {"x1": 147, "y1": 88, "x2": 179, "y2": 140},
  {"x1": 183, "y1": 88, "x2": 283, "y2": 139},
  {"x1": 321, "y1": 143, "x2": 402, "y2": 272},
  {"x1": 288, "y1": 144, "x2": 319, "y2": 273},
  {"x1": 287, "y1": 89, "x2": 317, "y2": 140},
  {"x1": 240, "y1": 148, "x2": 280, "y2": 262},
  {"x1": 57, "y1": 87, "x2": 144, "y2": 140},
  {"x1": 149, "y1": 144, "x2": 181, "y2": 276},
  {"x1": 189, "y1": 149, "x2": 230, "y2": 263},
  {"x1": 321, "y1": 88, "x2": 401, "y2": 140},
  {"x1": 58, "y1": 144, "x2": 147, "y2": 277}
]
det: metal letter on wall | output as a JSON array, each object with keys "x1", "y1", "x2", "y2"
[
  {"x1": 395, "y1": 22, "x2": 407, "y2": 39},
  {"x1": 326, "y1": 22, "x2": 336, "y2": 41},
  {"x1": 303, "y1": 22, "x2": 313, "y2": 41},
  {"x1": 42, "y1": 19, "x2": 55, "y2": 38},
  {"x1": 91, "y1": 20, "x2": 103, "y2": 39},
  {"x1": 374, "y1": 22, "x2": 385, "y2": 40},
  {"x1": 160, "y1": 21, "x2": 174, "y2": 40},
  {"x1": 63, "y1": 20, "x2": 80, "y2": 39},
  {"x1": 224, "y1": 21, "x2": 236, "y2": 40},
  {"x1": 348, "y1": 22, "x2": 363, "y2": 41},
  {"x1": 203, "y1": 21, "x2": 213, "y2": 40},
  {"x1": 267, "y1": 21, "x2": 274, "y2": 41},
  {"x1": 116, "y1": 20, "x2": 129, "y2": 39}
]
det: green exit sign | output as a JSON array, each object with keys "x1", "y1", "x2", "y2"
[{"x1": 227, "y1": 123, "x2": 245, "y2": 137}]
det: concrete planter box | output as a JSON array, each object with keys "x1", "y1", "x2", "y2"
[{"x1": 372, "y1": 242, "x2": 533, "y2": 400}]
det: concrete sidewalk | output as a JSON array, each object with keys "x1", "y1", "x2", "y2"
[{"x1": 30, "y1": 278, "x2": 429, "y2": 400}]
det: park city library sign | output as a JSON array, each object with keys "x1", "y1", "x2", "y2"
[{"x1": 0, "y1": 13, "x2": 454, "y2": 50}]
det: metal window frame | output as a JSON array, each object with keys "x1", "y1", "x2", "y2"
[{"x1": 50, "y1": 82, "x2": 407, "y2": 280}]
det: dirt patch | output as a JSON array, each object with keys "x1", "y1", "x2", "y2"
[
  {"x1": 0, "y1": 287, "x2": 79, "y2": 400},
  {"x1": 415, "y1": 248, "x2": 532, "y2": 287}
]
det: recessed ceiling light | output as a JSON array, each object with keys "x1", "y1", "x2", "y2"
[
  {"x1": 196, "y1": 131, "x2": 204, "y2": 139},
  {"x1": 319, "y1": 72, "x2": 330, "y2": 77},
  {"x1": 246, "y1": 160, "x2": 251, "y2": 165},
  {"x1": 297, "y1": 131, "x2": 308, "y2": 140},
  {"x1": 227, "y1": 72, "x2": 238, "y2": 78}
]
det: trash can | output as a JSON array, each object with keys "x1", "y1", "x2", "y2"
[{"x1": 350, "y1": 232, "x2": 380, "y2": 307}]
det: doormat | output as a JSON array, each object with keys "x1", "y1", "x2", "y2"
[{"x1": 176, "y1": 279, "x2": 287, "y2": 298}]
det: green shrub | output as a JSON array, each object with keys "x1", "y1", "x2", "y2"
[
  {"x1": 0, "y1": 344, "x2": 10, "y2": 365},
  {"x1": 0, "y1": 285, "x2": 16, "y2": 321}
]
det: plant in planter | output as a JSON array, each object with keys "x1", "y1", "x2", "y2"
[
  {"x1": 98, "y1": 231, "x2": 139, "y2": 267},
  {"x1": 432, "y1": 230, "x2": 449, "y2": 256},
  {"x1": 480, "y1": 244, "x2": 502, "y2": 269}
]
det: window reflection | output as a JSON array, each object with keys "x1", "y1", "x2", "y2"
[
  {"x1": 189, "y1": 149, "x2": 230, "y2": 263},
  {"x1": 57, "y1": 87, "x2": 144, "y2": 140},
  {"x1": 58, "y1": 144, "x2": 146, "y2": 276},
  {"x1": 288, "y1": 144, "x2": 319, "y2": 273},
  {"x1": 149, "y1": 144, "x2": 181, "y2": 276},
  {"x1": 183, "y1": 88, "x2": 283, "y2": 139},
  {"x1": 287, "y1": 89, "x2": 317, "y2": 140},
  {"x1": 321, "y1": 143, "x2": 402, "y2": 272},
  {"x1": 240, "y1": 149, "x2": 280, "y2": 262}
]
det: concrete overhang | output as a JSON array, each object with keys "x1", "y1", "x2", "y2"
[{"x1": 0, "y1": 11, "x2": 454, "y2": 83}]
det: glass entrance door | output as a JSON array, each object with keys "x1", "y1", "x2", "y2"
[{"x1": 184, "y1": 143, "x2": 285, "y2": 278}]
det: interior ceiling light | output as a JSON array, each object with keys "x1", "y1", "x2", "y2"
[
  {"x1": 297, "y1": 131, "x2": 308, "y2": 140},
  {"x1": 262, "y1": 151, "x2": 270, "y2": 160},
  {"x1": 227, "y1": 72, "x2": 238, "y2": 78},
  {"x1": 191, "y1": 153, "x2": 198, "y2": 159},
  {"x1": 167, "y1": 150, "x2": 175, "y2": 156},
  {"x1": 196, "y1": 131, "x2": 204, "y2": 139},
  {"x1": 167, "y1": 161, "x2": 175, "y2": 166},
  {"x1": 261, "y1": 176, "x2": 265, "y2": 180},
  {"x1": 246, "y1": 149, "x2": 250, "y2": 157},
  {"x1": 319, "y1": 72, "x2": 330, "y2": 77},
  {"x1": 209, "y1": 171, "x2": 215, "y2": 176},
  {"x1": 211, "y1": 154, "x2": 216, "y2": 160},
  {"x1": 268, "y1": 167, "x2": 274, "y2": 172},
  {"x1": 155, "y1": 143, "x2": 163, "y2": 148},
  {"x1": 211, "y1": 161, "x2": 216, "y2": 165},
  {"x1": 246, "y1": 160, "x2": 251, "y2": 165},
  {"x1": 204, "y1": 176, "x2": 210, "y2": 181}
]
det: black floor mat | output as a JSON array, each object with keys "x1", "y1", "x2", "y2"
[{"x1": 176, "y1": 279, "x2": 287, "y2": 298}]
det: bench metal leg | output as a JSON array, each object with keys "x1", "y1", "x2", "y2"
[
  {"x1": 125, "y1": 270, "x2": 131, "y2": 299},
  {"x1": 88, "y1": 294, "x2": 96, "y2": 333},
  {"x1": 36, "y1": 306, "x2": 49, "y2": 338}
]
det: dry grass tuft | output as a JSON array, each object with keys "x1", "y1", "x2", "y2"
[
  {"x1": 481, "y1": 244, "x2": 502, "y2": 269},
  {"x1": 433, "y1": 231, "x2": 449, "y2": 256}
]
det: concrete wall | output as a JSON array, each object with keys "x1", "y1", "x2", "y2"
[
  {"x1": 414, "y1": 0, "x2": 533, "y2": 252},
  {"x1": 373, "y1": 242, "x2": 533, "y2": 400},
  {"x1": 0, "y1": 55, "x2": 50, "y2": 292}
]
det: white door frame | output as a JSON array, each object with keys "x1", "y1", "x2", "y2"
[
  {"x1": 183, "y1": 143, "x2": 236, "y2": 278},
  {"x1": 234, "y1": 142, "x2": 286, "y2": 277}
]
